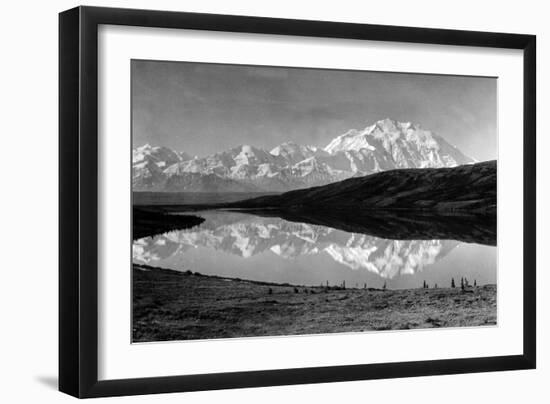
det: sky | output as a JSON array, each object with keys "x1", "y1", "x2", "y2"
[{"x1": 132, "y1": 60, "x2": 497, "y2": 161}]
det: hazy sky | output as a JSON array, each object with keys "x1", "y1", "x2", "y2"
[{"x1": 132, "y1": 60, "x2": 497, "y2": 161}]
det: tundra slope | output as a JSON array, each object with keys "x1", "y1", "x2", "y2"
[{"x1": 225, "y1": 160, "x2": 496, "y2": 213}]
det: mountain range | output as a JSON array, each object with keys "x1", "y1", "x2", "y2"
[{"x1": 133, "y1": 118, "x2": 475, "y2": 192}]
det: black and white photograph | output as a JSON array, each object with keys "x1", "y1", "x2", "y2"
[
  {"x1": 131, "y1": 60, "x2": 497, "y2": 342},
  {"x1": 0, "y1": 0, "x2": 544, "y2": 401}
]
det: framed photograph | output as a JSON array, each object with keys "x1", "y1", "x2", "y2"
[{"x1": 59, "y1": 6, "x2": 536, "y2": 398}]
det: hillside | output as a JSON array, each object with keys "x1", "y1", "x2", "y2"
[{"x1": 226, "y1": 160, "x2": 496, "y2": 213}]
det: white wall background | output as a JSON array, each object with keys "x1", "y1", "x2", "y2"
[{"x1": 0, "y1": 0, "x2": 546, "y2": 402}]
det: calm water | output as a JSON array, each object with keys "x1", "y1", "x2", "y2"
[{"x1": 132, "y1": 211, "x2": 496, "y2": 289}]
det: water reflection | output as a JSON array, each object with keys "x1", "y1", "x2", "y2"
[{"x1": 133, "y1": 211, "x2": 496, "y2": 288}]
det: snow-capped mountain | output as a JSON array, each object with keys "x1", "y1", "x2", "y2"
[
  {"x1": 133, "y1": 143, "x2": 190, "y2": 168},
  {"x1": 133, "y1": 144, "x2": 194, "y2": 189},
  {"x1": 324, "y1": 118, "x2": 473, "y2": 169},
  {"x1": 133, "y1": 118, "x2": 476, "y2": 192}
]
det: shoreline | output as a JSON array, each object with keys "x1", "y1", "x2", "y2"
[
  {"x1": 132, "y1": 207, "x2": 205, "y2": 240},
  {"x1": 134, "y1": 263, "x2": 493, "y2": 291}
]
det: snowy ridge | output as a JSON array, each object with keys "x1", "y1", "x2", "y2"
[{"x1": 133, "y1": 118, "x2": 476, "y2": 192}]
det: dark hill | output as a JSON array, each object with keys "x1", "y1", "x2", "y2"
[{"x1": 226, "y1": 160, "x2": 496, "y2": 213}]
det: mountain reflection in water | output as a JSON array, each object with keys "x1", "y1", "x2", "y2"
[{"x1": 132, "y1": 211, "x2": 496, "y2": 288}]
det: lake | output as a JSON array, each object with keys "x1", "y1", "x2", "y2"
[{"x1": 132, "y1": 210, "x2": 496, "y2": 290}]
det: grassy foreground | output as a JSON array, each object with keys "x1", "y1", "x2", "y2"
[{"x1": 133, "y1": 265, "x2": 496, "y2": 342}]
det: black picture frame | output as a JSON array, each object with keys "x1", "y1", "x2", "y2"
[{"x1": 59, "y1": 5, "x2": 536, "y2": 398}]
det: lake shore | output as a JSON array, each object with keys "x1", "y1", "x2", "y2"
[
  {"x1": 133, "y1": 264, "x2": 497, "y2": 343},
  {"x1": 133, "y1": 207, "x2": 205, "y2": 240}
]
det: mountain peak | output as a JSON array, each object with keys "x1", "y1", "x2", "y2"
[{"x1": 375, "y1": 117, "x2": 397, "y2": 129}]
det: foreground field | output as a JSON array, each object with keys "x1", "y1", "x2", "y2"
[{"x1": 133, "y1": 265, "x2": 496, "y2": 342}]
